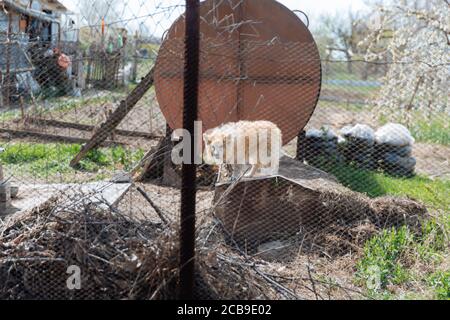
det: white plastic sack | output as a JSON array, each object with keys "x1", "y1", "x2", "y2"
[
  {"x1": 375, "y1": 123, "x2": 415, "y2": 146},
  {"x1": 306, "y1": 128, "x2": 337, "y2": 140},
  {"x1": 340, "y1": 124, "x2": 375, "y2": 143}
]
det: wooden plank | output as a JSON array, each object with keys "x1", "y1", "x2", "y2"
[
  {"x1": 70, "y1": 67, "x2": 155, "y2": 168},
  {"x1": 135, "y1": 125, "x2": 173, "y2": 182},
  {"x1": 0, "y1": 128, "x2": 123, "y2": 147},
  {"x1": 28, "y1": 117, "x2": 162, "y2": 139}
]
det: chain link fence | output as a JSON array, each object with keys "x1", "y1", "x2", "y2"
[{"x1": 0, "y1": 0, "x2": 448, "y2": 300}]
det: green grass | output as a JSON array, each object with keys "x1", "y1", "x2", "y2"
[
  {"x1": 356, "y1": 226, "x2": 414, "y2": 290},
  {"x1": 0, "y1": 109, "x2": 22, "y2": 122},
  {"x1": 40, "y1": 94, "x2": 119, "y2": 114},
  {"x1": 317, "y1": 99, "x2": 369, "y2": 112},
  {"x1": 0, "y1": 94, "x2": 120, "y2": 123},
  {"x1": 320, "y1": 100, "x2": 449, "y2": 146},
  {"x1": 326, "y1": 70, "x2": 380, "y2": 82},
  {"x1": 316, "y1": 161, "x2": 449, "y2": 210},
  {"x1": 356, "y1": 217, "x2": 449, "y2": 299},
  {"x1": 322, "y1": 83, "x2": 380, "y2": 96},
  {"x1": 427, "y1": 271, "x2": 450, "y2": 300},
  {"x1": 315, "y1": 159, "x2": 449, "y2": 299},
  {"x1": 0, "y1": 143, "x2": 144, "y2": 182},
  {"x1": 136, "y1": 59, "x2": 155, "y2": 81},
  {"x1": 409, "y1": 116, "x2": 450, "y2": 146}
]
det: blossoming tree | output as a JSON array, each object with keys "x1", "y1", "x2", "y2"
[{"x1": 360, "y1": 0, "x2": 449, "y2": 121}]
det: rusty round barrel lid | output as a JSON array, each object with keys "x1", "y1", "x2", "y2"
[{"x1": 154, "y1": 0, "x2": 321, "y2": 144}]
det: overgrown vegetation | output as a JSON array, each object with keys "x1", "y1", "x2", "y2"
[
  {"x1": 427, "y1": 271, "x2": 450, "y2": 300},
  {"x1": 409, "y1": 116, "x2": 450, "y2": 146},
  {"x1": 0, "y1": 143, "x2": 144, "y2": 182},
  {"x1": 314, "y1": 160, "x2": 449, "y2": 299},
  {"x1": 356, "y1": 216, "x2": 449, "y2": 300}
]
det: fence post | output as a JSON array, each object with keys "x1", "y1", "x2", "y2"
[
  {"x1": 179, "y1": 0, "x2": 200, "y2": 300},
  {"x1": 5, "y1": 12, "x2": 13, "y2": 107},
  {"x1": 0, "y1": 72, "x2": 3, "y2": 108},
  {"x1": 131, "y1": 32, "x2": 138, "y2": 83}
]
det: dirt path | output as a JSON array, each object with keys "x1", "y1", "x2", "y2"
[{"x1": 414, "y1": 143, "x2": 450, "y2": 179}]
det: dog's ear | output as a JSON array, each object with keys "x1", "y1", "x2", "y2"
[{"x1": 203, "y1": 130, "x2": 212, "y2": 144}]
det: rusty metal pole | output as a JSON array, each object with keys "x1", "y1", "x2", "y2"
[{"x1": 179, "y1": 0, "x2": 200, "y2": 300}]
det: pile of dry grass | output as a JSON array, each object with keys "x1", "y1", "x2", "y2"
[
  {"x1": 0, "y1": 175, "x2": 431, "y2": 300},
  {"x1": 214, "y1": 176, "x2": 428, "y2": 259},
  {"x1": 306, "y1": 193, "x2": 429, "y2": 257},
  {"x1": 0, "y1": 196, "x2": 280, "y2": 300}
]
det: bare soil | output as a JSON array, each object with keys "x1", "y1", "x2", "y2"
[
  {"x1": 50, "y1": 91, "x2": 166, "y2": 135},
  {"x1": 414, "y1": 143, "x2": 450, "y2": 179}
]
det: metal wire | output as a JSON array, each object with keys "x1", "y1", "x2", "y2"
[{"x1": 0, "y1": 0, "x2": 447, "y2": 301}]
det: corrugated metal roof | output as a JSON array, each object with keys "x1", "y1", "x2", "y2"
[
  {"x1": 0, "y1": 1, "x2": 61, "y2": 24},
  {"x1": 41, "y1": 0, "x2": 68, "y2": 12},
  {"x1": 0, "y1": 0, "x2": 68, "y2": 13}
]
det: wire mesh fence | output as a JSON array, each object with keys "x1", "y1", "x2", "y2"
[{"x1": 0, "y1": 0, "x2": 448, "y2": 300}]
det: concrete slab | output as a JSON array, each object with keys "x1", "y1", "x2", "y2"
[{"x1": 1, "y1": 182, "x2": 132, "y2": 217}]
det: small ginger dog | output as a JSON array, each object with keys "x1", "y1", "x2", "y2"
[{"x1": 203, "y1": 120, "x2": 282, "y2": 182}]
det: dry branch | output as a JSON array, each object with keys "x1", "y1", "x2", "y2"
[
  {"x1": 0, "y1": 194, "x2": 279, "y2": 300},
  {"x1": 136, "y1": 186, "x2": 170, "y2": 225}
]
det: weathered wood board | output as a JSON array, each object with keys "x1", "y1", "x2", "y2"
[{"x1": 1, "y1": 182, "x2": 132, "y2": 217}]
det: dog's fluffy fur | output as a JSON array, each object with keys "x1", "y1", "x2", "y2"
[{"x1": 203, "y1": 121, "x2": 282, "y2": 182}]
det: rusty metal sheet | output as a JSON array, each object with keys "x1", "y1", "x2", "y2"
[{"x1": 154, "y1": 0, "x2": 322, "y2": 144}]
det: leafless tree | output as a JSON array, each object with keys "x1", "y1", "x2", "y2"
[
  {"x1": 318, "y1": 10, "x2": 370, "y2": 74},
  {"x1": 360, "y1": 0, "x2": 449, "y2": 119}
]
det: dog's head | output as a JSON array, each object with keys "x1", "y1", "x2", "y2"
[{"x1": 203, "y1": 129, "x2": 226, "y2": 165}]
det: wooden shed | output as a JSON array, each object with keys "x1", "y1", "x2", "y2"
[{"x1": 0, "y1": 0, "x2": 78, "y2": 106}]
